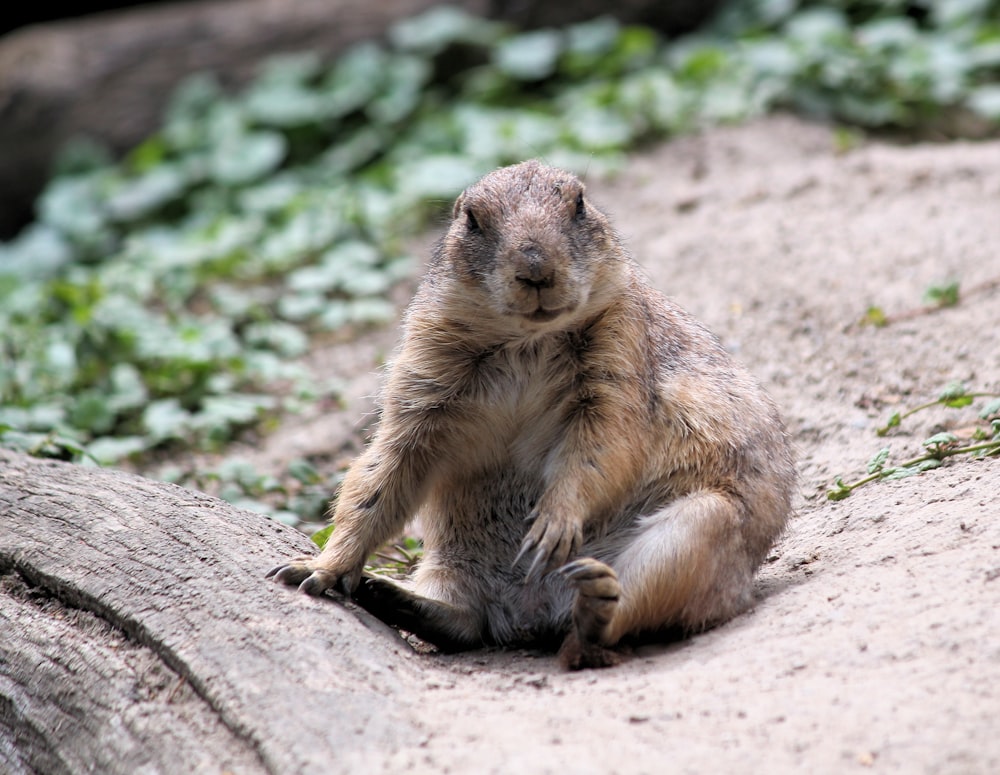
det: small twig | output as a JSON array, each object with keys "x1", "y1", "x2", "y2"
[{"x1": 857, "y1": 275, "x2": 1000, "y2": 330}]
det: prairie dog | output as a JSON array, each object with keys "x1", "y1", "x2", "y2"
[{"x1": 268, "y1": 160, "x2": 794, "y2": 669}]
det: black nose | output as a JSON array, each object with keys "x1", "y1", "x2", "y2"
[{"x1": 516, "y1": 274, "x2": 552, "y2": 290}]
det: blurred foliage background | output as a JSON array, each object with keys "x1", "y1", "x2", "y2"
[{"x1": 1, "y1": 0, "x2": 998, "y2": 529}]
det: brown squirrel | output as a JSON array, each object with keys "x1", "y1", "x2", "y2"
[{"x1": 268, "y1": 160, "x2": 795, "y2": 669}]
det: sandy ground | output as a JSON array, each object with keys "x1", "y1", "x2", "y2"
[{"x1": 215, "y1": 115, "x2": 1000, "y2": 773}]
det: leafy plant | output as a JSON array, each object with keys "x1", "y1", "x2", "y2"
[
  {"x1": 3, "y1": 1, "x2": 1000, "y2": 527},
  {"x1": 161, "y1": 455, "x2": 345, "y2": 527},
  {"x1": 311, "y1": 524, "x2": 424, "y2": 578},
  {"x1": 862, "y1": 276, "x2": 1000, "y2": 328},
  {"x1": 828, "y1": 382, "x2": 1000, "y2": 500}
]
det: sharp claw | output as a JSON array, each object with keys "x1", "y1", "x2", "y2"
[
  {"x1": 512, "y1": 537, "x2": 535, "y2": 570},
  {"x1": 559, "y1": 559, "x2": 588, "y2": 578},
  {"x1": 298, "y1": 573, "x2": 325, "y2": 596},
  {"x1": 525, "y1": 549, "x2": 549, "y2": 582},
  {"x1": 272, "y1": 566, "x2": 300, "y2": 585},
  {"x1": 264, "y1": 565, "x2": 283, "y2": 579}
]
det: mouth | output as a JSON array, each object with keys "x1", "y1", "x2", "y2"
[{"x1": 525, "y1": 307, "x2": 565, "y2": 323}]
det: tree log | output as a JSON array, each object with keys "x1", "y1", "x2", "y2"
[{"x1": 0, "y1": 450, "x2": 423, "y2": 774}]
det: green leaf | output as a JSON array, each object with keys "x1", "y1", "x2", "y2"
[
  {"x1": 69, "y1": 392, "x2": 117, "y2": 434},
  {"x1": 0, "y1": 224, "x2": 74, "y2": 282},
  {"x1": 938, "y1": 381, "x2": 968, "y2": 402},
  {"x1": 288, "y1": 458, "x2": 321, "y2": 485},
  {"x1": 108, "y1": 363, "x2": 149, "y2": 413},
  {"x1": 883, "y1": 466, "x2": 920, "y2": 480},
  {"x1": 126, "y1": 135, "x2": 169, "y2": 174},
  {"x1": 311, "y1": 523, "x2": 336, "y2": 549},
  {"x1": 389, "y1": 5, "x2": 503, "y2": 56},
  {"x1": 857, "y1": 17, "x2": 918, "y2": 52},
  {"x1": 784, "y1": 8, "x2": 849, "y2": 48},
  {"x1": 210, "y1": 132, "x2": 287, "y2": 185},
  {"x1": 400, "y1": 536, "x2": 423, "y2": 553},
  {"x1": 862, "y1": 306, "x2": 887, "y2": 327},
  {"x1": 270, "y1": 510, "x2": 302, "y2": 526},
  {"x1": 243, "y1": 322, "x2": 309, "y2": 357},
  {"x1": 866, "y1": 447, "x2": 891, "y2": 474},
  {"x1": 320, "y1": 128, "x2": 388, "y2": 175},
  {"x1": 255, "y1": 51, "x2": 324, "y2": 86},
  {"x1": 278, "y1": 292, "x2": 327, "y2": 322},
  {"x1": 826, "y1": 476, "x2": 852, "y2": 501},
  {"x1": 195, "y1": 394, "x2": 277, "y2": 436},
  {"x1": 672, "y1": 45, "x2": 730, "y2": 84},
  {"x1": 143, "y1": 399, "x2": 192, "y2": 442},
  {"x1": 367, "y1": 56, "x2": 432, "y2": 125},
  {"x1": 922, "y1": 432, "x2": 959, "y2": 452},
  {"x1": 967, "y1": 84, "x2": 1000, "y2": 120},
  {"x1": 924, "y1": 281, "x2": 960, "y2": 308},
  {"x1": 244, "y1": 86, "x2": 323, "y2": 127},
  {"x1": 338, "y1": 271, "x2": 393, "y2": 298},
  {"x1": 37, "y1": 176, "x2": 107, "y2": 240},
  {"x1": 215, "y1": 458, "x2": 260, "y2": 487},
  {"x1": 978, "y1": 398, "x2": 1000, "y2": 420},
  {"x1": 396, "y1": 155, "x2": 484, "y2": 200},
  {"x1": 165, "y1": 72, "x2": 224, "y2": 124},
  {"x1": 323, "y1": 43, "x2": 386, "y2": 116},
  {"x1": 494, "y1": 30, "x2": 564, "y2": 80},
  {"x1": 347, "y1": 298, "x2": 396, "y2": 325},
  {"x1": 561, "y1": 16, "x2": 625, "y2": 76},
  {"x1": 565, "y1": 16, "x2": 620, "y2": 59},
  {"x1": 317, "y1": 300, "x2": 351, "y2": 330},
  {"x1": 876, "y1": 411, "x2": 901, "y2": 436},
  {"x1": 86, "y1": 436, "x2": 149, "y2": 464},
  {"x1": 106, "y1": 165, "x2": 189, "y2": 222},
  {"x1": 564, "y1": 106, "x2": 635, "y2": 151}
]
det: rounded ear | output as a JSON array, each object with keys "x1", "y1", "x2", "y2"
[{"x1": 451, "y1": 192, "x2": 466, "y2": 220}]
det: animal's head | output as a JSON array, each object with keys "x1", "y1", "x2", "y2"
[{"x1": 438, "y1": 160, "x2": 624, "y2": 333}]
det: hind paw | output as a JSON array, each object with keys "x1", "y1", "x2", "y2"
[
  {"x1": 558, "y1": 629, "x2": 623, "y2": 670},
  {"x1": 559, "y1": 557, "x2": 620, "y2": 652},
  {"x1": 560, "y1": 558, "x2": 621, "y2": 600}
]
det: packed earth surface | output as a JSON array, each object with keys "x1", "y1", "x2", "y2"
[{"x1": 186, "y1": 115, "x2": 1000, "y2": 773}]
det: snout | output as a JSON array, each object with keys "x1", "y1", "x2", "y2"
[
  {"x1": 513, "y1": 246, "x2": 556, "y2": 292},
  {"x1": 503, "y1": 244, "x2": 575, "y2": 322}
]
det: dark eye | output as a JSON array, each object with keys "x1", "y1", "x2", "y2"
[
  {"x1": 466, "y1": 208, "x2": 481, "y2": 233},
  {"x1": 575, "y1": 192, "x2": 586, "y2": 220}
]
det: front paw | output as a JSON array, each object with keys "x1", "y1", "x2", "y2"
[
  {"x1": 514, "y1": 509, "x2": 583, "y2": 582},
  {"x1": 265, "y1": 556, "x2": 361, "y2": 597}
]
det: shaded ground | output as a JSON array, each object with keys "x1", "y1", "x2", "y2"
[{"x1": 195, "y1": 115, "x2": 1000, "y2": 773}]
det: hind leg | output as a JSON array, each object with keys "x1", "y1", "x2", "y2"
[
  {"x1": 558, "y1": 490, "x2": 757, "y2": 668},
  {"x1": 605, "y1": 490, "x2": 756, "y2": 644},
  {"x1": 351, "y1": 573, "x2": 483, "y2": 652}
]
